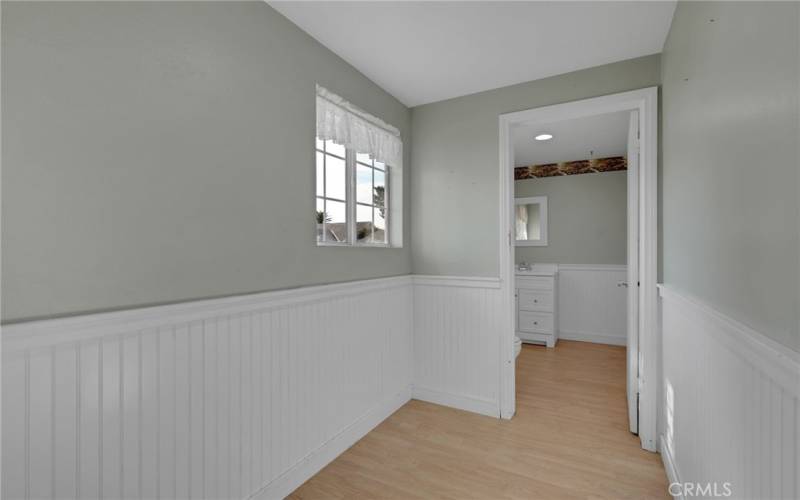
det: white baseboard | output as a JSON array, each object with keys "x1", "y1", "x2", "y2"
[
  {"x1": 660, "y1": 436, "x2": 682, "y2": 500},
  {"x1": 412, "y1": 386, "x2": 499, "y2": 418},
  {"x1": 253, "y1": 386, "x2": 412, "y2": 500},
  {"x1": 559, "y1": 329, "x2": 626, "y2": 346}
]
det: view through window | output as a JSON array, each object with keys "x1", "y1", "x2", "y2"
[{"x1": 316, "y1": 138, "x2": 388, "y2": 245}]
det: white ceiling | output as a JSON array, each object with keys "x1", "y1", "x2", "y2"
[
  {"x1": 270, "y1": 1, "x2": 676, "y2": 107},
  {"x1": 513, "y1": 110, "x2": 630, "y2": 167}
]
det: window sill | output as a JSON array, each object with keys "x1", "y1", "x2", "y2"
[{"x1": 316, "y1": 241, "x2": 396, "y2": 249}]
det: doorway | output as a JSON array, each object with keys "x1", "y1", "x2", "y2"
[{"x1": 497, "y1": 88, "x2": 659, "y2": 452}]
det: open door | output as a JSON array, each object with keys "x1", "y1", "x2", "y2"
[{"x1": 626, "y1": 110, "x2": 640, "y2": 434}]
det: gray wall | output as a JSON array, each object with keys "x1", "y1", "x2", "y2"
[
  {"x1": 662, "y1": 2, "x2": 799, "y2": 351},
  {"x1": 1, "y1": 1, "x2": 411, "y2": 322},
  {"x1": 410, "y1": 54, "x2": 660, "y2": 276},
  {"x1": 515, "y1": 172, "x2": 627, "y2": 265}
]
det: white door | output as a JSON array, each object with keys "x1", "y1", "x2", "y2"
[{"x1": 626, "y1": 110, "x2": 640, "y2": 434}]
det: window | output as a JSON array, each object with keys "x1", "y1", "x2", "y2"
[
  {"x1": 316, "y1": 139, "x2": 389, "y2": 245},
  {"x1": 355, "y1": 152, "x2": 388, "y2": 244},
  {"x1": 315, "y1": 85, "x2": 402, "y2": 247},
  {"x1": 316, "y1": 138, "x2": 348, "y2": 243}
]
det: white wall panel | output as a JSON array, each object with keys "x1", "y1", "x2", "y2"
[
  {"x1": 557, "y1": 265, "x2": 627, "y2": 346},
  {"x1": 411, "y1": 276, "x2": 503, "y2": 417},
  {"x1": 2, "y1": 276, "x2": 413, "y2": 500},
  {"x1": 14, "y1": 272, "x2": 797, "y2": 499},
  {"x1": 660, "y1": 285, "x2": 800, "y2": 500}
]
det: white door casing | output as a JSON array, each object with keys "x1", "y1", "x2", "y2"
[
  {"x1": 626, "y1": 109, "x2": 640, "y2": 434},
  {"x1": 498, "y1": 87, "x2": 658, "y2": 451}
]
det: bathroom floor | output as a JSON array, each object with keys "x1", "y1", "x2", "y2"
[{"x1": 290, "y1": 341, "x2": 669, "y2": 499}]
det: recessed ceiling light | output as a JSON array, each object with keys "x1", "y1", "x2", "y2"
[{"x1": 534, "y1": 133, "x2": 553, "y2": 141}]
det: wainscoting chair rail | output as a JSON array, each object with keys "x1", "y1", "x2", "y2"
[{"x1": 2, "y1": 276, "x2": 413, "y2": 354}]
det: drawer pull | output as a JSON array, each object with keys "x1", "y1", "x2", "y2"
[
  {"x1": 533, "y1": 321, "x2": 538, "y2": 325},
  {"x1": 533, "y1": 299, "x2": 538, "y2": 303}
]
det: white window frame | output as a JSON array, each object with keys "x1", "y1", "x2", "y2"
[
  {"x1": 352, "y1": 152, "x2": 390, "y2": 248},
  {"x1": 316, "y1": 139, "x2": 348, "y2": 245},
  {"x1": 316, "y1": 139, "x2": 390, "y2": 248}
]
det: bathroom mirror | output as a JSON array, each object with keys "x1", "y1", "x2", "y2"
[{"x1": 515, "y1": 196, "x2": 548, "y2": 246}]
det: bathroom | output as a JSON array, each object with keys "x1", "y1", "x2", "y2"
[{"x1": 511, "y1": 110, "x2": 634, "y2": 362}]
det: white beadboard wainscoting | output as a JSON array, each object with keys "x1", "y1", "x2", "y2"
[
  {"x1": 659, "y1": 285, "x2": 800, "y2": 500},
  {"x1": 556, "y1": 264, "x2": 628, "y2": 346},
  {"x1": 2, "y1": 276, "x2": 413, "y2": 500},
  {"x1": 411, "y1": 276, "x2": 503, "y2": 418}
]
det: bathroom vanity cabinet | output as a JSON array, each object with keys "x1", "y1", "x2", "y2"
[{"x1": 516, "y1": 265, "x2": 558, "y2": 348}]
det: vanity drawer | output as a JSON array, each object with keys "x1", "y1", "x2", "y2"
[
  {"x1": 518, "y1": 311, "x2": 554, "y2": 334},
  {"x1": 516, "y1": 276, "x2": 554, "y2": 291},
  {"x1": 518, "y1": 289, "x2": 553, "y2": 312}
]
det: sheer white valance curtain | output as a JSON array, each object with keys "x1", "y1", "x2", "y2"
[{"x1": 316, "y1": 85, "x2": 403, "y2": 169}]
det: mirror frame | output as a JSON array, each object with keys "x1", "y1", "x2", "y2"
[{"x1": 514, "y1": 196, "x2": 548, "y2": 246}]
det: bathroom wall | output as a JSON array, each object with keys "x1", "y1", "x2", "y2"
[
  {"x1": 1, "y1": 1, "x2": 411, "y2": 322},
  {"x1": 515, "y1": 171, "x2": 627, "y2": 265},
  {"x1": 410, "y1": 54, "x2": 660, "y2": 277}
]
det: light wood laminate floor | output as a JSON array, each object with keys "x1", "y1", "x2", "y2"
[{"x1": 290, "y1": 341, "x2": 669, "y2": 499}]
